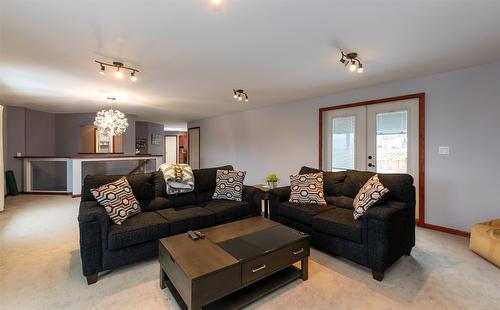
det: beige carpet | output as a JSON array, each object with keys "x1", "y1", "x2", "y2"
[{"x1": 0, "y1": 195, "x2": 498, "y2": 310}]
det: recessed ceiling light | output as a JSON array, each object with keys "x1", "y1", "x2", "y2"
[{"x1": 209, "y1": 0, "x2": 223, "y2": 10}]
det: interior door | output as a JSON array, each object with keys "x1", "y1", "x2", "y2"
[
  {"x1": 188, "y1": 127, "x2": 200, "y2": 169},
  {"x1": 164, "y1": 135, "x2": 177, "y2": 164}
]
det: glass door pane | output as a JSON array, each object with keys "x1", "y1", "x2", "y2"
[
  {"x1": 332, "y1": 116, "x2": 356, "y2": 171},
  {"x1": 375, "y1": 110, "x2": 408, "y2": 173}
]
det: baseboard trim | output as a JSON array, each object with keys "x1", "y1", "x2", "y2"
[
  {"x1": 20, "y1": 191, "x2": 73, "y2": 196},
  {"x1": 72, "y1": 194, "x2": 81, "y2": 198},
  {"x1": 421, "y1": 223, "x2": 470, "y2": 238}
]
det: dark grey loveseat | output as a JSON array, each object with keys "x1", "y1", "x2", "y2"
[
  {"x1": 78, "y1": 165, "x2": 262, "y2": 284},
  {"x1": 269, "y1": 167, "x2": 415, "y2": 281}
]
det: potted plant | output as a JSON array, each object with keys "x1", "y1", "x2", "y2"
[{"x1": 265, "y1": 173, "x2": 280, "y2": 189}]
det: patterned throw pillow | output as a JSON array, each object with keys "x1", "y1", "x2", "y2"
[
  {"x1": 289, "y1": 172, "x2": 326, "y2": 205},
  {"x1": 90, "y1": 177, "x2": 141, "y2": 225},
  {"x1": 212, "y1": 170, "x2": 246, "y2": 201},
  {"x1": 353, "y1": 174, "x2": 389, "y2": 220}
]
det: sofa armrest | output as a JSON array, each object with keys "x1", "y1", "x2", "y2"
[
  {"x1": 243, "y1": 185, "x2": 264, "y2": 216},
  {"x1": 363, "y1": 202, "x2": 408, "y2": 221},
  {"x1": 362, "y1": 201, "x2": 415, "y2": 274},
  {"x1": 268, "y1": 186, "x2": 291, "y2": 218},
  {"x1": 78, "y1": 201, "x2": 109, "y2": 276}
]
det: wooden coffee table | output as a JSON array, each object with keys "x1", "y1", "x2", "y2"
[{"x1": 159, "y1": 217, "x2": 309, "y2": 310}]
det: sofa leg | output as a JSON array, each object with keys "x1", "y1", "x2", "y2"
[
  {"x1": 86, "y1": 273, "x2": 98, "y2": 285},
  {"x1": 372, "y1": 270, "x2": 384, "y2": 281},
  {"x1": 405, "y1": 249, "x2": 412, "y2": 256}
]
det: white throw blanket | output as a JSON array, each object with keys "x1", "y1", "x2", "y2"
[{"x1": 158, "y1": 163, "x2": 195, "y2": 195}]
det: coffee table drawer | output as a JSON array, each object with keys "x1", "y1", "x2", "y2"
[{"x1": 242, "y1": 240, "x2": 309, "y2": 285}]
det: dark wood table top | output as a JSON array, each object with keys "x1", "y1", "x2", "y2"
[{"x1": 159, "y1": 217, "x2": 306, "y2": 280}]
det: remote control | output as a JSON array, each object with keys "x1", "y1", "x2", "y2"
[
  {"x1": 194, "y1": 230, "x2": 205, "y2": 239},
  {"x1": 187, "y1": 230, "x2": 199, "y2": 240}
]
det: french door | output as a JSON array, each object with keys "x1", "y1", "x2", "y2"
[{"x1": 322, "y1": 98, "x2": 420, "y2": 216}]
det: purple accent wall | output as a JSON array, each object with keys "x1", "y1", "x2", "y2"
[
  {"x1": 136, "y1": 121, "x2": 165, "y2": 162},
  {"x1": 4, "y1": 106, "x2": 26, "y2": 191},
  {"x1": 54, "y1": 113, "x2": 137, "y2": 156},
  {"x1": 25, "y1": 109, "x2": 55, "y2": 156},
  {"x1": 2, "y1": 107, "x2": 139, "y2": 191}
]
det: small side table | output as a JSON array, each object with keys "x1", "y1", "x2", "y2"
[{"x1": 251, "y1": 184, "x2": 271, "y2": 218}]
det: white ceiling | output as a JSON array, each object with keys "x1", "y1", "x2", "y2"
[{"x1": 1, "y1": 0, "x2": 500, "y2": 126}]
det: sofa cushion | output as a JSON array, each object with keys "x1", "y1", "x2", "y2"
[
  {"x1": 325, "y1": 195, "x2": 354, "y2": 210},
  {"x1": 169, "y1": 192, "x2": 198, "y2": 207},
  {"x1": 299, "y1": 166, "x2": 346, "y2": 196},
  {"x1": 82, "y1": 173, "x2": 155, "y2": 202},
  {"x1": 107, "y1": 211, "x2": 169, "y2": 250},
  {"x1": 90, "y1": 177, "x2": 141, "y2": 225},
  {"x1": 312, "y1": 208, "x2": 362, "y2": 243},
  {"x1": 203, "y1": 200, "x2": 251, "y2": 223},
  {"x1": 194, "y1": 165, "x2": 234, "y2": 192},
  {"x1": 289, "y1": 172, "x2": 326, "y2": 204},
  {"x1": 278, "y1": 202, "x2": 332, "y2": 225},
  {"x1": 156, "y1": 205, "x2": 215, "y2": 235},
  {"x1": 342, "y1": 170, "x2": 375, "y2": 198},
  {"x1": 212, "y1": 170, "x2": 246, "y2": 201}
]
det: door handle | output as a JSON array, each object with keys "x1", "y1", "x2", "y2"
[
  {"x1": 252, "y1": 264, "x2": 267, "y2": 273},
  {"x1": 293, "y1": 248, "x2": 304, "y2": 255},
  {"x1": 368, "y1": 163, "x2": 376, "y2": 167}
]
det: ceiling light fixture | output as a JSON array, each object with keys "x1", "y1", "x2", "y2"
[
  {"x1": 95, "y1": 60, "x2": 140, "y2": 81},
  {"x1": 233, "y1": 89, "x2": 249, "y2": 102},
  {"x1": 209, "y1": 0, "x2": 224, "y2": 10},
  {"x1": 339, "y1": 52, "x2": 364, "y2": 74},
  {"x1": 93, "y1": 96, "x2": 129, "y2": 136}
]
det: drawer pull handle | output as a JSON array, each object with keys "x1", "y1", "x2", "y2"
[
  {"x1": 293, "y1": 248, "x2": 304, "y2": 255},
  {"x1": 252, "y1": 264, "x2": 267, "y2": 273}
]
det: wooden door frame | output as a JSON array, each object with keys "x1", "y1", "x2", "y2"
[
  {"x1": 319, "y1": 93, "x2": 426, "y2": 227},
  {"x1": 164, "y1": 135, "x2": 178, "y2": 164},
  {"x1": 188, "y1": 127, "x2": 201, "y2": 168}
]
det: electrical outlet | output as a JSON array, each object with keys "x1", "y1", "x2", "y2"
[{"x1": 438, "y1": 146, "x2": 450, "y2": 155}]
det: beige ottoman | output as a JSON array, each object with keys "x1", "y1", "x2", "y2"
[{"x1": 469, "y1": 219, "x2": 500, "y2": 267}]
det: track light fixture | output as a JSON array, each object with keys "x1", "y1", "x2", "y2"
[
  {"x1": 233, "y1": 89, "x2": 249, "y2": 102},
  {"x1": 95, "y1": 60, "x2": 140, "y2": 81},
  {"x1": 339, "y1": 52, "x2": 364, "y2": 74}
]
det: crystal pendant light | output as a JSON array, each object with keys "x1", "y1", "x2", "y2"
[{"x1": 94, "y1": 109, "x2": 129, "y2": 136}]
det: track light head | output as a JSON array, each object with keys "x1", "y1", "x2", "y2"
[
  {"x1": 100, "y1": 64, "x2": 105, "y2": 75},
  {"x1": 357, "y1": 63, "x2": 363, "y2": 73},
  {"x1": 130, "y1": 71, "x2": 137, "y2": 81},
  {"x1": 115, "y1": 68, "x2": 123, "y2": 79},
  {"x1": 349, "y1": 61, "x2": 356, "y2": 72}
]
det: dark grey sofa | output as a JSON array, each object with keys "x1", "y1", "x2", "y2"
[
  {"x1": 269, "y1": 167, "x2": 415, "y2": 281},
  {"x1": 78, "y1": 165, "x2": 262, "y2": 284}
]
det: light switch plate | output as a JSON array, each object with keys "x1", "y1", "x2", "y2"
[{"x1": 438, "y1": 146, "x2": 450, "y2": 155}]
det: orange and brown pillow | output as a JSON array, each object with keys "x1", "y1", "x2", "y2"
[
  {"x1": 353, "y1": 174, "x2": 389, "y2": 219},
  {"x1": 289, "y1": 172, "x2": 326, "y2": 205},
  {"x1": 90, "y1": 177, "x2": 141, "y2": 225}
]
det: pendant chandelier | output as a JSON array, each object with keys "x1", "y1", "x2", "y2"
[{"x1": 94, "y1": 108, "x2": 129, "y2": 136}]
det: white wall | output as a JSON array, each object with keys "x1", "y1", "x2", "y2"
[{"x1": 190, "y1": 61, "x2": 500, "y2": 232}]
